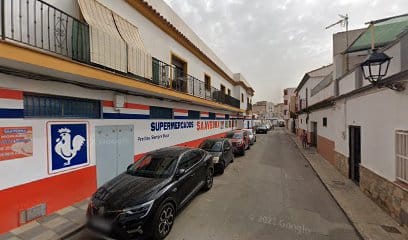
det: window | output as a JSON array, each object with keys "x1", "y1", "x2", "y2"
[
  {"x1": 300, "y1": 118, "x2": 303, "y2": 124},
  {"x1": 227, "y1": 89, "x2": 231, "y2": 96},
  {"x1": 225, "y1": 114, "x2": 230, "y2": 119},
  {"x1": 220, "y1": 84, "x2": 226, "y2": 94},
  {"x1": 178, "y1": 150, "x2": 203, "y2": 170},
  {"x1": 284, "y1": 100, "x2": 288, "y2": 105},
  {"x1": 209, "y1": 112, "x2": 216, "y2": 119},
  {"x1": 171, "y1": 54, "x2": 188, "y2": 92},
  {"x1": 323, "y1": 117, "x2": 327, "y2": 127},
  {"x1": 247, "y1": 97, "x2": 249, "y2": 104},
  {"x1": 396, "y1": 130, "x2": 408, "y2": 183},
  {"x1": 204, "y1": 74, "x2": 211, "y2": 91},
  {"x1": 241, "y1": 93, "x2": 244, "y2": 103},
  {"x1": 24, "y1": 94, "x2": 101, "y2": 118},
  {"x1": 188, "y1": 110, "x2": 200, "y2": 119},
  {"x1": 150, "y1": 106, "x2": 173, "y2": 119},
  {"x1": 171, "y1": 54, "x2": 187, "y2": 74},
  {"x1": 224, "y1": 141, "x2": 231, "y2": 150}
]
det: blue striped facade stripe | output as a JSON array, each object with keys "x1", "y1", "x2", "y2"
[
  {"x1": 103, "y1": 113, "x2": 150, "y2": 119},
  {"x1": 0, "y1": 109, "x2": 24, "y2": 118},
  {"x1": 174, "y1": 116, "x2": 189, "y2": 119}
]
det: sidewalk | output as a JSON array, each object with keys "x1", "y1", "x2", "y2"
[
  {"x1": 287, "y1": 131, "x2": 408, "y2": 240},
  {"x1": 0, "y1": 199, "x2": 88, "y2": 240}
]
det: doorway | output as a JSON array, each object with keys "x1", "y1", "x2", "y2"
[
  {"x1": 349, "y1": 126, "x2": 361, "y2": 184},
  {"x1": 311, "y1": 122, "x2": 317, "y2": 147},
  {"x1": 95, "y1": 125, "x2": 134, "y2": 187}
]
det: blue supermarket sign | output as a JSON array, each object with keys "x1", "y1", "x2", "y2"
[{"x1": 47, "y1": 122, "x2": 89, "y2": 174}]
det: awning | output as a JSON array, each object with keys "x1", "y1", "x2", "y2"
[
  {"x1": 113, "y1": 13, "x2": 152, "y2": 79},
  {"x1": 77, "y1": 0, "x2": 127, "y2": 72},
  {"x1": 346, "y1": 15, "x2": 408, "y2": 53}
]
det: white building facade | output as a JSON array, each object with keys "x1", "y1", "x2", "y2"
[
  {"x1": 295, "y1": 15, "x2": 408, "y2": 227},
  {"x1": 283, "y1": 88, "x2": 295, "y2": 125},
  {"x1": 0, "y1": 0, "x2": 254, "y2": 233}
]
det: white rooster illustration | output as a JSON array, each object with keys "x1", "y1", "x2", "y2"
[{"x1": 54, "y1": 128, "x2": 86, "y2": 166}]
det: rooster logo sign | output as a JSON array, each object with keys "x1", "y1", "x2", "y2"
[{"x1": 54, "y1": 128, "x2": 86, "y2": 166}]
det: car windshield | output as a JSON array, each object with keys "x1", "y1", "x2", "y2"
[
  {"x1": 127, "y1": 154, "x2": 178, "y2": 178},
  {"x1": 200, "y1": 140, "x2": 223, "y2": 152},
  {"x1": 232, "y1": 133, "x2": 243, "y2": 139}
]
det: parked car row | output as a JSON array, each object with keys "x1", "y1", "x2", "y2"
[{"x1": 86, "y1": 128, "x2": 258, "y2": 240}]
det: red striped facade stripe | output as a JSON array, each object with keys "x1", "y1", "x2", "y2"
[
  {"x1": 174, "y1": 109, "x2": 188, "y2": 113},
  {"x1": 102, "y1": 100, "x2": 114, "y2": 107},
  {"x1": 0, "y1": 88, "x2": 23, "y2": 100},
  {"x1": 102, "y1": 101, "x2": 149, "y2": 110},
  {"x1": 126, "y1": 103, "x2": 149, "y2": 110}
]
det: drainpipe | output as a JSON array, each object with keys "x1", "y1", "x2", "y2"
[{"x1": 1, "y1": 0, "x2": 5, "y2": 40}]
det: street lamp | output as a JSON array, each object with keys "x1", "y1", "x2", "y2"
[
  {"x1": 361, "y1": 49, "x2": 391, "y2": 84},
  {"x1": 360, "y1": 21, "x2": 405, "y2": 91}
]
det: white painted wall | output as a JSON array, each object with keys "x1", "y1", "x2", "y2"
[
  {"x1": 0, "y1": 74, "x2": 237, "y2": 190},
  {"x1": 345, "y1": 87, "x2": 408, "y2": 181},
  {"x1": 309, "y1": 81, "x2": 335, "y2": 106},
  {"x1": 309, "y1": 108, "x2": 335, "y2": 140},
  {"x1": 43, "y1": 0, "x2": 248, "y2": 102},
  {"x1": 338, "y1": 71, "x2": 356, "y2": 95}
]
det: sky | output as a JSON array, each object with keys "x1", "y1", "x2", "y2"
[{"x1": 163, "y1": 0, "x2": 408, "y2": 103}]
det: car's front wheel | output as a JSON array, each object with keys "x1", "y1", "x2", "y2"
[
  {"x1": 149, "y1": 202, "x2": 175, "y2": 240},
  {"x1": 203, "y1": 167, "x2": 214, "y2": 191}
]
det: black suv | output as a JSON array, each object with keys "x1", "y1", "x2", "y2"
[{"x1": 87, "y1": 147, "x2": 214, "y2": 239}]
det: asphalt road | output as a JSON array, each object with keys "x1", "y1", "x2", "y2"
[{"x1": 69, "y1": 129, "x2": 360, "y2": 240}]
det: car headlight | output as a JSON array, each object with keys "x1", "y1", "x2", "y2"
[
  {"x1": 123, "y1": 200, "x2": 154, "y2": 218},
  {"x1": 213, "y1": 156, "x2": 220, "y2": 163}
]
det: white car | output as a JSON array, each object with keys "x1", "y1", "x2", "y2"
[{"x1": 243, "y1": 129, "x2": 256, "y2": 145}]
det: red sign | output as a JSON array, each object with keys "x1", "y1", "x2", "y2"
[{"x1": 0, "y1": 127, "x2": 33, "y2": 161}]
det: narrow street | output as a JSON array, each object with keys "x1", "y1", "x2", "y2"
[{"x1": 70, "y1": 129, "x2": 360, "y2": 240}]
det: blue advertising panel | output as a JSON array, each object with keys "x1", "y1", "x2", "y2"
[{"x1": 48, "y1": 122, "x2": 89, "y2": 174}]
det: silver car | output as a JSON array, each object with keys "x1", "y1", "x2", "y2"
[{"x1": 243, "y1": 129, "x2": 256, "y2": 145}]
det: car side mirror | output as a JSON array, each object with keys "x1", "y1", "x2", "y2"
[
  {"x1": 175, "y1": 168, "x2": 186, "y2": 178},
  {"x1": 127, "y1": 163, "x2": 133, "y2": 171}
]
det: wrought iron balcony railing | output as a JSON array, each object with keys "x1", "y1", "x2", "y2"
[
  {"x1": 296, "y1": 98, "x2": 308, "y2": 112},
  {"x1": 0, "y1": 0, "x2": 241, "y2": 109}
]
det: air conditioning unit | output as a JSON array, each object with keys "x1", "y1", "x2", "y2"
[{"x1": 114, "y1": 95, "x2": 125, "y2": 109}]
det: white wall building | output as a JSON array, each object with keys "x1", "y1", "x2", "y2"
[
  {"x1": 294, "y1": 15, "x2": 408, "y2": 227},
  {"x1": 0, "y1": 0, "x2": 254, "y2": 233}
]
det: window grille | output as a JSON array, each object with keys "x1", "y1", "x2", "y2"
[
  {"x1": 396, "y1": 130, "x2": 408, "y2": 183},
  {"x1": 24, "y1": 94, "x2": 100, "y2": 118},
  {"x1": 150, "y1": 106, "x2": 173, "y2": 119}
]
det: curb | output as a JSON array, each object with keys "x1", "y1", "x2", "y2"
[
  {"x1": 287, "y1": 132, "x2": 365, "y2": 240},
  {"x1": 57, "y1": 224, "x2": 86, "y2": 240}
]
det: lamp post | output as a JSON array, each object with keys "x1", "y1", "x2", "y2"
[
  {"x1": 360, "y1": 49, "x2": 391, "y2": 84},
  {"x1": 360, "y1": 23, "x2": 405, "y2": 91}
]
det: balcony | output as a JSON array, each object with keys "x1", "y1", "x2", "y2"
[
  {"x1": 247, "y1": 103, "x2": 252, "y2": 111},
  {"x1": 152, "y1": 58, "x2": 240, "y2": 108},
  {"x1": 0, "y1": 0, "x2": 241, "y2": 110},
  {"x1": 296, "y1": 98, "x2": 308, "y2": 112}
]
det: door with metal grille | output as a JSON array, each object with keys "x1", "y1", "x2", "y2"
[{"x1": 95, "y1": 125, "x2": 134, "y2": 187}]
